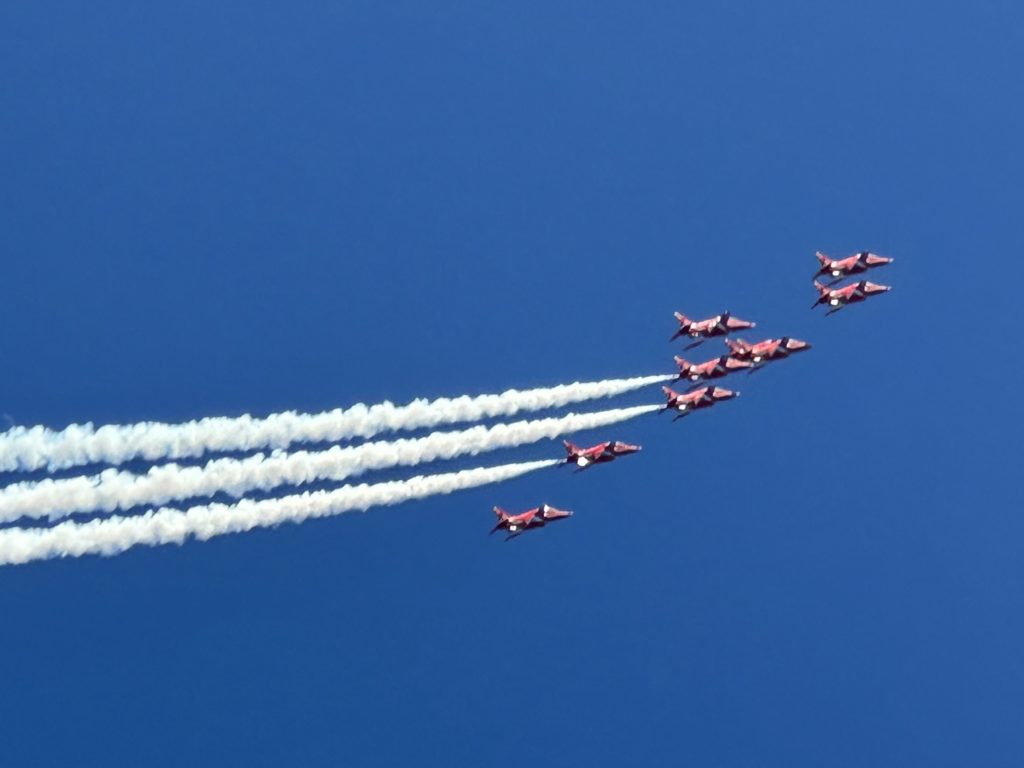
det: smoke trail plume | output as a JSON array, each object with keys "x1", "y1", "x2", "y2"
[
  {"x1": 0, "y1": 459, "x2": 558, "y2": 565},
  {"x1": 0, "y1": 374, "x2": 667, "y2": 473},
  {"x1": 0, "y1": 405, "x2": 657, "y2": 523}
]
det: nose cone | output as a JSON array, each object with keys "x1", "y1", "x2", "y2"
[
  {"x1": 543, "y1": 506, "x2": 573, "y2": 520},
  {"x1": 865, "y1": 253, "x2": 894, "y2": 266},
  {"x1": 785, "y1": 337, "x2": 811, "y2": 352},
  {"x1": 712, "y1": 387, "x2": 737, "y2": 400},
  {"x1": 616, "y1": 442, "x2": 642, "y2": 454},
  {"x1": 728, "y1": 317, "x2": 757, "y2": 330},
  {"x1": 864, "y1": 281, "x2": 892, "y2": 295}
]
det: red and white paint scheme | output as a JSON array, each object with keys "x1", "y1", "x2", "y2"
[
  {"x1": 812, "y1": 279, "x2": 891, "y2": 316},
  {"x1": 814, "y1": 251, "x2": 893, "y2": 284},
  {"x1": 724, "y1": 336, "x2": 812, "y2": 366},
  {"x1": 562, "y1": 439, "x2": 641, "y2": 470},
  {"x1": 661, "y1": 385, "x2": 738, "y2": 420},
  {"x1": 490, "y1": 504, "x2": 573, "y2": 541},
  {"x1": 670, "y1": 311, "x2": 756, "y2": 349},
  {"x1": 674, "y1": 353, "x2": 752, "y2": 383}
]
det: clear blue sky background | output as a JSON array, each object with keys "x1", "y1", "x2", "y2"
[{"x1": 2, "y1": 2, "x2": 1022, "y2": 765}]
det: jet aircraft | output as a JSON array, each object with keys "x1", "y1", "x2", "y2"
[
  {"x1": 812, "y1": 280, "x2": 891, "y2": 316},
  {"x1": 563, "y1": 440, "x2": 641, "y2": 470},
  {"x1": 661, "y1": 385, "x2": 737, "y2": 420},
  {"x1": 490, "y1": 504, "x2": 573, "y2": 541},
  {"x1": 670, "y1": 311, "x2": 756, "y2": 349},
  {"x1": 814, "y1": 251, "x2": 893, "y2": 284},
  {"x1": 724, "y1": 336, "x2": 812, "y2": 367},
  {"x1": 674, "y1": 354, "x2": 752, "y2": 384}
]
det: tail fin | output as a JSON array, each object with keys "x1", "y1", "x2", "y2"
[
  {"x1": 562, "y1": 440, "x2": 581, "y2": 456},
  {"x1": 725, "y1": 338, "x2": 747, "y2": 354},
  {"x1": 662, "y1": 385, "x2": 677, "y2": 399},
  {"x1": 811, "y1": 280, "x2": 831, "y2": 308},
  {"x1": 490, "y1": 507, "x2": 510, "y2": 535},
  {"x1": 669, "y1": 312, "x2": 691, "y2": 341},
  {"x1": 673, "y1": 355, "x2": 690, "y2": 372},
  {"x1": 815, "y1": 251, "x2": 830, "y2": 266}
]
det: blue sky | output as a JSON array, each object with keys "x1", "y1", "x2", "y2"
[{"x1": 1, "y1": 2, "x2": 1022, "y2": 765}]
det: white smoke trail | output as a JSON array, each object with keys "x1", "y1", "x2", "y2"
[
  {"x1": 0, "y1": 459, "x2": 558, "y2": 565},
  {"x1": 0, "y1": 405, "x2": 657, "y2": 523},
  {"x1": 0, "y1": 374, "x2": 668, "y2": 473}
]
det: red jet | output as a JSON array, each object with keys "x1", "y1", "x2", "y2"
[
  {"x1": 670, "y1": 311, "x2": 757, "y2": 349},
  {"x1": 674, "y1": 354, "x2": 752, "y2": 384},
  {"x1": 815, "y1": 251, "x2": 893, "y2": 285},
  {"x1": 563, "y1": 440, "x2": 641, "y2": 470},
  {"x1": 812, "y1": 279, "x2": 891, "y2": 316},
  {"x1": 661, "y1": 385, "x2": 738, "y2": 420},
  {"x1": 724, "y1": 336, "x2": 812, "y2": 367},
  {"x1": 490, "y1": 504, "x2": 573, "y2": 541}
]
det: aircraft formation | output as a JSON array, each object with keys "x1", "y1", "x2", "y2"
[
  {"x1": 811, "y1": 250, "x2": 893, "y2": 316},
  {"x1": 491, "y1": 250, "x2": 894, "y2": 540}
]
